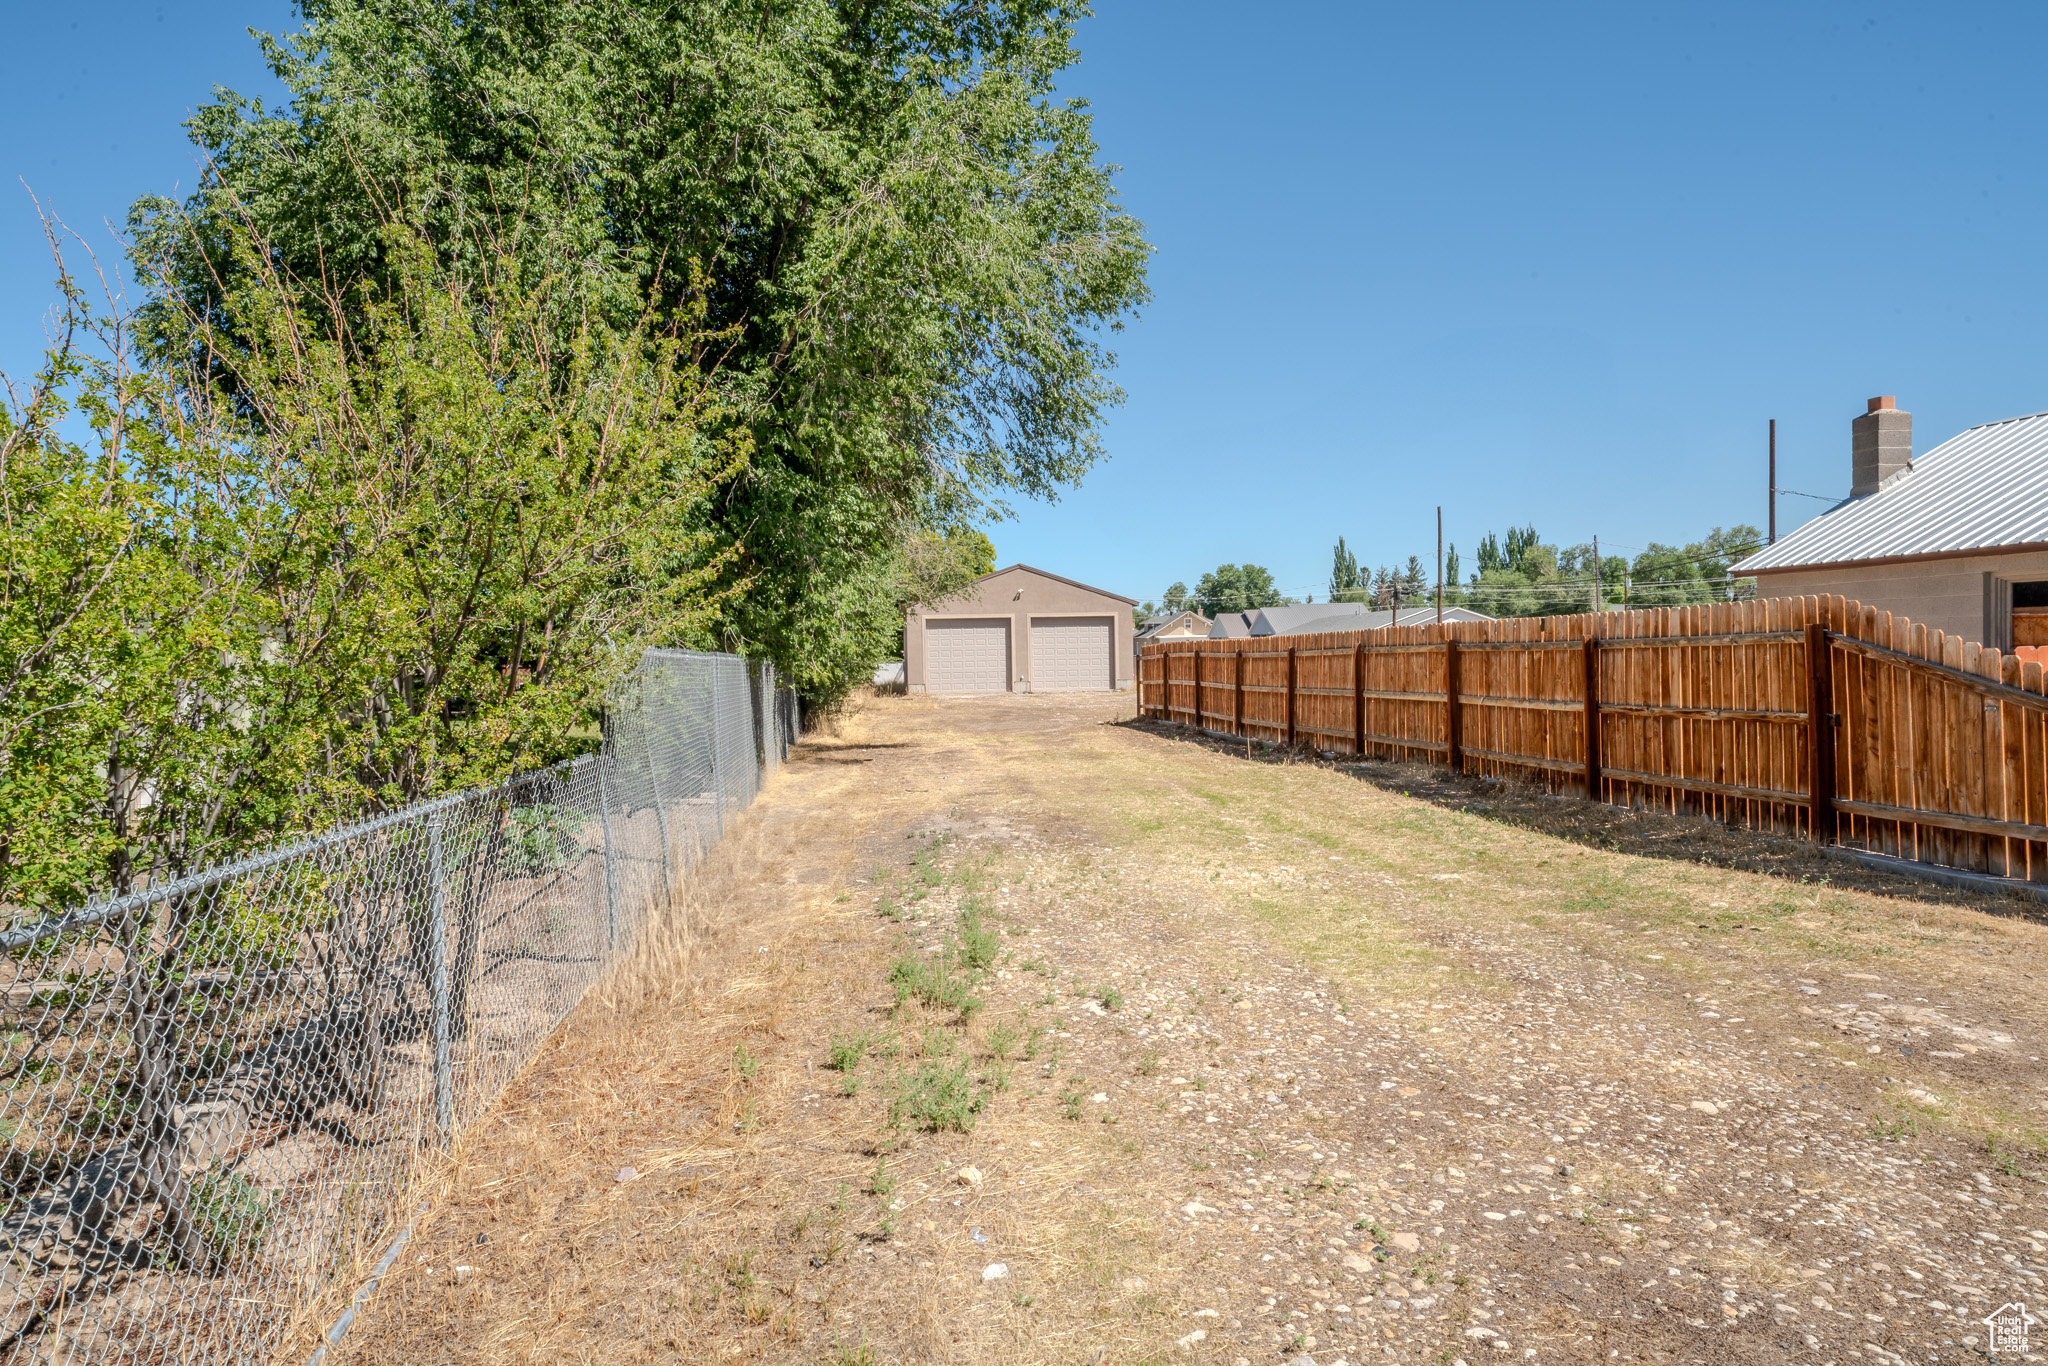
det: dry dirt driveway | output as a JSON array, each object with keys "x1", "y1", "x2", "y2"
[{"x1": 336, "y1": 692, "x2": 2048, "y2": 1366}]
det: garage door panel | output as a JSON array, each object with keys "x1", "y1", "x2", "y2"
[
  {"x1": 1031, "y1": 617, "x2": 1112, "y2": 691},
  {"x1": 926, "y1": 619, "x2": 1010, "y2": 693}
]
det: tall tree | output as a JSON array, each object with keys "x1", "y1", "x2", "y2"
[
  {"x1": 129, "y1": 0, "x2": 1152, "y2": 706},
  {"x1": 1329, "y1": 536, "x2": 1362, "y2": 601}
]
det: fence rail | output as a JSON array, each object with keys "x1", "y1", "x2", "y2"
[
  {"x1": 1, "y1": 649, "x2": 796, "y2": 1364},
  {"x1": 1139, "y1": 594, "x2": 2048, "y2": 885}
]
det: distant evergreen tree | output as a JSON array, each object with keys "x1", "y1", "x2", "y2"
[
  {"x1": 1400, "y1": 556, "x2": 1428, "y2": 601},
  {"x1": 1371, "y1": 565, "x2": 1398, "y2": 610}
]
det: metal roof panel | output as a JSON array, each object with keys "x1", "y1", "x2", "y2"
[{"x1": 1733, "y1": 409, "x2": 2048, "y2": 573}]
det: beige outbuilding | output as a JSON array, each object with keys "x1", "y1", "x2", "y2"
[{"x1": 906, "y1": 564, "x2": 1137, "y2": 694}]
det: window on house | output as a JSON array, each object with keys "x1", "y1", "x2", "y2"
[{"x1": 2011, "y1": 580, "x2": 2048, "y2": 650}]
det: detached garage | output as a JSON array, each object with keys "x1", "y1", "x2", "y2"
[{"x1": 906, "y1": 565, "x2": 1136, "y2": 695}]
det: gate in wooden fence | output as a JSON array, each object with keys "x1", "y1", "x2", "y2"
[{"x1": 1136, "y1": 594, "x2": 2048, "y2": 884}]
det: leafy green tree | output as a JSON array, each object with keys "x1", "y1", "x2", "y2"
[
  {"x1": 949, "y1": 530, "x2": 998, "y2": 579},
  {"x1": 0, "y1": 259, "x2": 258, "y2": 910},
  {"x1": 1, "y1": 210, "x2": 741, "y2": 909},
  {"x1": 130, "y1": 0, "x2": 1152, "y2": 708},
  {"x1": 1625, "y1": 526, "x2": 1761, "y2": 608},
  {"x1": 1459, "y1": 520, "x2": 1763, "y2": 617},
  {"x1": 1193, "y1": 564, "x2": 1284, "y2": 615},
  {"x1": 1162, "y1": 582, "x2": 1189, "y2": 613}
]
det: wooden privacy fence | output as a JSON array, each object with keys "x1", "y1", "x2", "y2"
[{"x1": 1136, "y1": 594, "x2": 2048, "y2": 885}]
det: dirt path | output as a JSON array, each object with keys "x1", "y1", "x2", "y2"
[{"x1": 335, "y1": 693, "x2": 2048, "y2": 1366}]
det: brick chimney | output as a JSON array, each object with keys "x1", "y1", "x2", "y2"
[{"x1": 1851, "y1": 395, "x2": 1911, "y2": 496}]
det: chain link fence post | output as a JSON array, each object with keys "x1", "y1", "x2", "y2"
[
  {"x1": 596, "y1": 753, "x2": 618, "y2": 951},
  {"x1": 648, "y1": 733, "x2": 673, "y2": 904},
  {"x1": 426, "y1": 810, "x2": 454, "y2": 1150},
  {"x1": 710, "y1": 666, "x2": 725, "y2": 838}
]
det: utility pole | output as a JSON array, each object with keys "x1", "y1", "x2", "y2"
[
  {"x1": 1769, "y1": 419, "x2": 1778, "y2": 545},
  {"x1": 1436, "y1": 506, "x2": 1444, "y2": 625},
  {"x1": 1590, "y1": 535, "x2": 1602, "y2": 613}
]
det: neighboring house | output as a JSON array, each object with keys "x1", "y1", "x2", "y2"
[
  {"x1": 905, "y1": 564, "x2": 1137, "y2": 694},
  {"x1": 1207, "y1": 602, "x2": 1492, "y2": 639},
  {"x1": 1732, "y1": 397, "x2": 2048, "y2": 650},
  {"x1": 1134, "y1": 608, "x2": 1211, "y2": 656},
  {"x1": 1207, "y1": 610, "x2": 1260, "y2": 639}
]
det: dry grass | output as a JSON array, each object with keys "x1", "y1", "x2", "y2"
[{"x1": 321, "y1": 693, "x2": 2048, "y2": 1365}]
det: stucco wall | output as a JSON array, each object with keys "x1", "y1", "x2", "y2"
[
  {"x1": 906, "y1": 565, "x2": 1135, "y2": 693},
  {"x1": 1753, "y1": 548, "x2": 2048, "y2": 648}
]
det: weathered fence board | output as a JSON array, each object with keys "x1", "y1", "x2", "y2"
[{"x1": 1137, "y1": 594, "x2": 2048, "y2": 884}]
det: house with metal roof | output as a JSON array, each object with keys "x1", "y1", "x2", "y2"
[{"x1": 1731, "y1": 397, "x2": 2048, "y2": 650}]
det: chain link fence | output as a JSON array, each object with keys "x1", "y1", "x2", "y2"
[{"x1": 2, "y1": 649, "x2": 796, "y2": 1364}]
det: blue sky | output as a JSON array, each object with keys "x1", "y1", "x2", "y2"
[{"x1": 4, "y1": 2, "x2": 2046, "y2": 605}]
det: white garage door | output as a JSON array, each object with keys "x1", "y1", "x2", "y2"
[
  {"x1": 1031, "y1": 616, "x2": 1113, "y2": 691},
  {"x1": 925, "y1": 619, "x2": 1010, "y2": 693}
]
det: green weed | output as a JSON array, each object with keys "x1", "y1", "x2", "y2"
[
  {"x1": 889, "y1": 1060, "x2": 988, "y2": 1133},
  {"x1": 191, "y1": 1168, "x2": 275, "y2": 1261},
  {"x1": 957, "y1": 897, "x2": 1000, "y2": 970},
  {"x1": 985, "y1": 1021, "x2": 1019, "y2": 1060},
  {"x1": 732, "y1": 1041, "x2": 760, "y2": 1084},
  {"x1": 828, "y1": 1031, "x2": 877, "y2": 1073},
  {"x1": 1093, "y1": 984, "x2": 1125, "y2": 1012},
  {"x1": 889, "y1": 950, "x2": 982, "y2": 1018}
]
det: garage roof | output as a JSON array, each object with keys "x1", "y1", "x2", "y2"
[{"x1": 979, "y1": 563, "x2": 1138, "y2": 605}]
